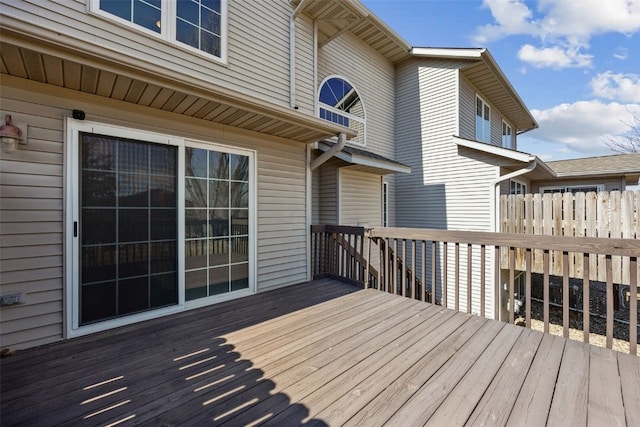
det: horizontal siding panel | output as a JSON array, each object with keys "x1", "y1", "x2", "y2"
[
  {"x1": 0, "y1": 324, "x2": 62, "y2": 350},
  {"x1": 0, "y1": 210, "x2": 62, "y2": 222}
]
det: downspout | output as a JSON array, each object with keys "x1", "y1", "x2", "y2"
[
  {"x1": 490, "y1": 158, "x2": 537, "y2": 321},
  {"x1": 290, "y1": 0, "x2": 307, "y2": 109},
  {"x1": 310, "y1": 133, "x2": 346, "y2": 171}
]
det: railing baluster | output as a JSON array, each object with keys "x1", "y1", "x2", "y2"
[
  {"x1": 494, "y1": 245, "x2": 500, "y2": 320},
  {"x1": 606, "y1": 254, "x2": 613, "y2": 349},
  {"x1": 563, "y1": 251, "x2": 570, "y2": 338},
  {"x1": 630, "y1": 256, "x2": 637, "y2": 355},
  {"x1": 443, "y1": 241, "x2": 448, "y2": 308},
  {"x1": 467, "y1": 244, "x2": 472, "y2": 314},
  {"x1": 402, "y1": 239, "x2": 407, "y2": 297},
  {"x1": 431, "y1": 241, "x2": 436, "y2": 305},
  {"x1": 544, "y1": 249, "x2": 550, "y2": 334},
  {"x1": 583, "y1": 253, "x2": 590, "y2": 343},
  {"x1": 525, "y1": 248, "x2": 532, "y2": 329},
  {"x1": 384, "y1": 238, "x2": 390, "y2": 293},
  {"x1": 421, "y1": 240, "x2": 426, "y2": 302},
  {"x1": 411, "y1": 239, "x2": 416, "y2": 300},
  {"x1": 455, "y1": 242, "x2": 460, "y2": 312},
  {"x1": 509, "y1": 246, "x2": 515, "y2": 324},
  {"x1": 480, "y1": 244, "x2": 486, "y2": 318}
]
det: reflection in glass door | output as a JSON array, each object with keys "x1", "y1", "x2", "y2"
[
  {"x1": 79, "y1": 133, "x2": 178, "y2": 325},
  {"x1": 184, "y1": 147, "x2": 250, "y2": 300}
]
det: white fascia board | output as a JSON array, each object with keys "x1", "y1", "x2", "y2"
[
  {"x1": 333, "y1": 150, "x2": 411, "y2": 174},
  {"x1": 410, "y1": 47, "x2": 485, "y2": 59},
  {"x1": 454, "y1": 136, "x2": 534, "y2": 162}
]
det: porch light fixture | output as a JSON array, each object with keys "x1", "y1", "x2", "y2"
[{"x1": 1, "y1": 115, "x2": 24, "y2": 153}]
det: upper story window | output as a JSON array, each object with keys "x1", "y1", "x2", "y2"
[
  {"x1": 476, "y1": 95, "x2": 490, "y2": 144},
  {"x1": 509, "y1": 179, "x2": 527, "y2": 195},
  {"x1": 318, "y1": 76, "x2": 366, "y2": 146},
  {"x1": 502, "y1": 121, "x2": 513, "y2": 149},
  {"x1": 91, "y1": 0, "x2": 227, "y2": 61}
]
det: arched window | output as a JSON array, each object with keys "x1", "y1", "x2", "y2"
[{"x1": 318, "y1": 76, "x2": 366, "y2": 146}]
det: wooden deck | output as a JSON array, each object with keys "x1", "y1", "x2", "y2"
[{"x1": 2, "y1": 279, "x2": 639, "y2": 426}]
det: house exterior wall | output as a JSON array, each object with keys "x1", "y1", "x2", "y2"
[
  {"x1": 0, "y1": 0, "x2": 316, "y2": 114},
  {"x1": 0, "y1": 80, "x2": 310, "y2": 350},
  {"x1": 531, "y1": 177, "x2": 625, "y2": 193},
  {"x1": 317, "y1": 32, "x2": 396, "y2": 159},
  {"x1": 339, "y1": 169, "x2": 382, "y2": 227}
]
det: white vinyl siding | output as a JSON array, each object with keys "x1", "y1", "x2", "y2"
[
  {"x1": 317, "y1": 32, "x2": 395, "y2": 159},
  {"x1": 339, "y1": 169, "x2": 382, "y2": 228},
  {"x1": 0, "y1": 0, "x2": 311, "y2": 112},
  {"x1": 460, "y1": 77, "x2": 504, "y2": 147},
  {"x1": 395, "y1": 59, "x2": 498, "y2": 317},
  {"x1": 0, "y1": 81, "x2": 310, "y2": 349}
]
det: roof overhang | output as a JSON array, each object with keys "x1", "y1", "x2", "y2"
[
  {"x1": 412, "y1": 48, "x2": 538, "y2": 133},
  {"x1": 454, "y1": 136, "x2": 555, "y2": 180},
  {"x1": 317, "y1": 141, "x2": 411, "y2": 174},
  {"x1": 292, "y1": 0, "x2": 411, "y2": 63},
  {"x1": 0, "y1": 28, "x2": 356, "y2": 144}
]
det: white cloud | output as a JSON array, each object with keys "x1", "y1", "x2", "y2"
[
  {"x1": 590, "y1": 72, "x2": 640, "y2": 102},
  {"x1": 474, "y1": 0, "x2": 640, "y2": 68},
  {"x1": 517, "y1": 44, "x2": 593, "y2": 68},
  {"x1": 525, "y1": 101, "x2": 640, "y2": 156},
  {"x1": 613, "y1": 47, "x2": 629, "y2": 60}
]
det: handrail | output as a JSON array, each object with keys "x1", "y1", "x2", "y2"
[{"x1": 310, "y1": 224, "x2": 639, "y2": 355}]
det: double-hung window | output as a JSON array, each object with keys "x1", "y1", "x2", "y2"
[
  {"x1": 91, "y1": 0, "x2": 227, "y2": 61},
  {"x1": 502, "y1": 121, "x2": 513, "y2": 149},
  {"x1": 476, "y1": 95, "x2": 491, "y2": 144}
]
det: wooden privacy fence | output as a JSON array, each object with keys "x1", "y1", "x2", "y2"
[
  {"x1": 500, "y1": 191, "x2": 639, "y2": 286},
  {"x1": 310, "y1": 224, "x2": 640, "y2": 354}
]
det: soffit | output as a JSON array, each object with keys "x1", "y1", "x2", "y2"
[
  {"x1": 0, "y1": 32, "x2": 355, "y2": 144},
  {"x1": 317, "y1": 141, "x2": 411, "y2": 174},
  {"x1": 461, "y1": 60, "x2": 537, "y2": 133},
  {"x1": 292, "y1": 0, "x2": 411, "y2": 63}
]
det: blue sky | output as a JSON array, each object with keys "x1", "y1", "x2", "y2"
[{"x1": 362, "y1": 0, "x2": 640, "y2": 161}]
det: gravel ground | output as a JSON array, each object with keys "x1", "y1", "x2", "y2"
[{"x1": 517, "y1": 274, "x2": 639, "y2": 355}]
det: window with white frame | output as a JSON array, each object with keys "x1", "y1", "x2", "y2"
[
  {"x1": 476, "y1": 95, "x2": 491, "y2": 143},
  {"x1": 509, "y1": 179, "x2": 527, "y2": 195},
  {"x1": 502, "y1": 121, "x2": 513, "y2": 149},
  {"x1": 318, "y1": 76, "x2": 366, "y2": 146},
  {"x1": 382, "y1": 181, "x2": 389, "y2": 227},
  {"x1": 91, "y1": 0, "x2": 227, "y2": 61},
  {"x1": 540, "y1": 185, "x2": 604, "y2": 194}
]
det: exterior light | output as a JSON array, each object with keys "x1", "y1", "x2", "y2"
[{"x1": 1, "y1": 115, "x2": 23, "y2": 153}]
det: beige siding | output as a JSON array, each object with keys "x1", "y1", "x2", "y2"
[
  {"x1": 318, "y1": 32, "x2": 395, "y2": 158},
  {"x1": 0, "y1": 81, "x2": 310, "y2": 349},
  {"x1": 531, "y1": 177, "x2": 625, "y2": 193},
  {"x1": 395, "y1": 59, "x2": 499, "y2": 317},
  {"x1": 339, "y1": 169, "x2": 382, "y2": 227},
  {"x1": 460, "y1": 76, "x2": 511, "y2": 148},
  {"x1": 1, "y1": 0, "x2": 312, "y2": 111},
  {"x1": 317, "y1": 159, "x2": 340, "y2": 224}
]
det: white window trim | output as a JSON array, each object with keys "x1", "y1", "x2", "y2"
[
  {"x1": 539, "y1": 184, "x2": 605, "y2": 194},
  {"x1": 502, "y1": 120, "x2": 513, "y2": 149},
  {"x1": 509, "y1": 178, "x2": 527, "y2": 195},
  {"x1": 88, "y1": 0, "x2": 228, "y2": 64},
  {"x1": 317, "y1": 75, "x2": 367, "y2": 147},
  {"x1": 382, "y1": 181, "x2": 389, "y2": 227},
  {"x1": 476, "y1": 94, "x2": 491, "y2": 144},
  {"x1": 64, "y1": 118, "x2": 255, "y2": 338}
]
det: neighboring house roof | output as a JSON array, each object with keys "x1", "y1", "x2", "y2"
[
  {"x1": 453, "y1": 136, "x2": 555, "y2": 180},
  {"x1": 411, "y1": 48, "x2": 538, "y2": 134},
  {"x1": 293, "y1": 0, "x2": 411, "y2": 63},
  {"x1": 318, "y1": 141, "x2": 411, "y2": 174},
  {"x1": 546, "y1": 153, "x2": 640, "y2": 178}
]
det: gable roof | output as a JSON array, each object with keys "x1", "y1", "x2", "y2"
[
  {"x1": 546, "y1": 153, "x2": 640, "y2": 178},
  {"x1": 292, "y1": 0, "x2": 411, "y2": 63},
  {"x1": 411, "y1": 48, "x2": 538, "y2": 134}
]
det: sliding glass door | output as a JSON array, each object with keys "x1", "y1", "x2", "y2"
[{"x1": 79, "y1": 133, "x2": 178, "y2": 325}]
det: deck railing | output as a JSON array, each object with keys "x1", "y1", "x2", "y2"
[{"x1": 310, "y1": 225, "x2": 640, "y2": 354}]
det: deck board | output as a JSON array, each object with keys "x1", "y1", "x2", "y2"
[{"x1": 1, "y1": 278, "x2": 639, "y2": 426}]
